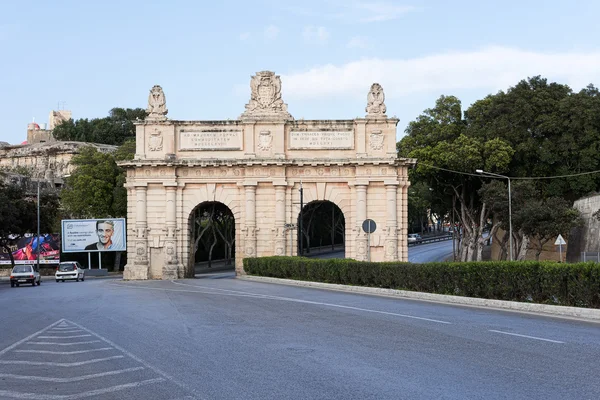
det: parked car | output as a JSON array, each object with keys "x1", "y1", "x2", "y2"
[
  {"x1": 55, "y1": 261, "x2": 85, "y2": 282},
  {"x1": 407, "y1": 233, "x2": 422, "y2": 243},
  {"x1": 10, "y1": 264, "x2": 41, "y2": 287}
]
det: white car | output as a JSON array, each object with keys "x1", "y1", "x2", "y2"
[
  {"x1": 55, "y1": 261, "x2": 85, "y2": 282},
  {"x1": 408, "y1": 233, "x2": 422, "y2": 243},
  {"x1": 10, "y1": 264, "x2": 41, "y2": 287}
]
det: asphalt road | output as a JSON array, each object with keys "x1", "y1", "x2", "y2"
[
  {"x1": 313, "y1": 239, "x2": 455, "y2": 262},
  {"x1": 0, "y1": 275, "x2": 599, "y2": 399}
]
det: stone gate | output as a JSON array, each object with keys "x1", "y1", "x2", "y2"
[{"x1": 121, "y1": 71, "x2": 415, "y2": 280}]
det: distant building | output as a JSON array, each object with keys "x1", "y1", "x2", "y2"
[{"x1": 26, "y1": 110, "x2": 72, "y2": 145}]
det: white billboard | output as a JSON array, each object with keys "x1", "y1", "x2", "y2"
[{"x1": 61, "y1": 218, "x2": 126, "y2": 253}]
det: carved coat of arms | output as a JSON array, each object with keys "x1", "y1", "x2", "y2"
[
  {"x1": 241, "y1": 71, "x2": 293, "y2": 120},
  {"x1": 369, "y1": 130, "x2": 384, "y2": 150},
  {"x1": 257, "y1": 130, "x2": 273, "y2": 151},
  {"x1": 148, "y1": 129, "x2": 163, "y2": 151}
]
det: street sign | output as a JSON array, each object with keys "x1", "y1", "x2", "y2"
[
  {"x1": 554, "y1": 234, "x2": 566, "y2": 245},
  {"x1": 362, "y1": 219, "x2": 377, "y2": 234}
]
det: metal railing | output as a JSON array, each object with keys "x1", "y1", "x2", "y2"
[{"x1": 407, "y1": 234, "x2": 453, "y2": 247}]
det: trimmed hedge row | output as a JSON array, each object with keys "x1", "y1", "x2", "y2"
[{"x1": 243, "y1": 257, "x2": 600, "y2": 308}]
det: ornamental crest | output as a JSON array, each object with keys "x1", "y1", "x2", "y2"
[
  {"x1": 241, "y1": 71, "x2": 293, "y2": 120},
  {"x1": 369, "y1": 130, "x2": 384, "y2": 150},
  {"x1": 257, "y1": 130, "x2": 273, "y2": 151},
  {"x1": 366, "y1": 83, "x2": 387, "y2": 118},
  {"x1": 146, "y1": 85, "x2": 168, "y2": 120},
  {"x1": 148, "y1": 128, "x2": 163, "y2": 151}
]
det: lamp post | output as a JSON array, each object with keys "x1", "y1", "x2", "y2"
[
  {"x1": 298, "y1": 180, "x2": 303, "y2": 256},
  {"x1": 36, "y1": 179, "x2": 40, "y2": 270},
  {"x1": 476, "y1": 169, "x2": 513, "y2": 261}
]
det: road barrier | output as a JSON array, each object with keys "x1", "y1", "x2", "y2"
[{"x1": 407, "y1": 234, "x2": 453, "y2": 247}]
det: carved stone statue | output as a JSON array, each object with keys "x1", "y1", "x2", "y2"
[
  {"x1": 240, "y1": 71, "x2": 293, "y2": 120},
  {"x1": 366, "y1": 83, "x2": 387, "y2": 118},
  {"x1": 146, "y1": 85, "x2": 168, "y2": 121}
]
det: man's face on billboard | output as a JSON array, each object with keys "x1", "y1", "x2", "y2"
[{"x1": 97, "y1": 223, "x2": 114, "y2": 244}]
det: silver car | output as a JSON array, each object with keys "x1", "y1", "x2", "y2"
[
  {"x1": 10, "y1": 265, "x2": 41, "y2": 287},
  {"x1": 55, "y1": 262, "x2": 85, "y2": 282}
]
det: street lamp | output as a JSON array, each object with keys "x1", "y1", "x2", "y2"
[
  {"x1": 36, "y1": 179, "x2": 40, "y2": 270},
  {"x1": 476, "y1": 169, "x2": 513, "y2": 261}
]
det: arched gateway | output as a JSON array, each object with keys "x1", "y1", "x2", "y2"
[{"x1": 121, "y1": 72, "x2": 415, "y2": 280}]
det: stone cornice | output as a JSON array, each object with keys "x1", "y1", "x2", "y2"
[{"x1": 118, "y1": 157, "x2": 417, "y2": 169}]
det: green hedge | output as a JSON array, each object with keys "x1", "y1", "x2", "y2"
[{"x1": 243, "y1": 257, "x2": 600, "y2": 308}]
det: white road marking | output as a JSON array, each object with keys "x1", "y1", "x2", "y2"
[
  {"x1": 173, "y1": 280, "x2": 452, "y2": 324},
  {"x1": 27, "y1": 341, "x2": 101, "y2": 346},
  {"x1": 37, "y1": 335, "x2": 92, "y2": 339},
  {"x1": 110, "y1": 281, "x2": 450, "y2": 324},
  {"x1": 0, "y1": 355, "x2": 124, "y2": 366},
  {"x1": 14, "y1": 348, "x2": 113, "y2": 355},
  {"x1": 0, "y1": 378, "x2": 165, "y2": 399},
  {"x1": 47, "y1": 330, "x2": 83, "y2": 333},
  {"x1": 489, "y1": 330, "x2": 565, "y2": 344},
  {"x1": 0, "y1": 367, "x2": 145, "y2": 382},
  {"x1": 66, "y1": 320, "x2": 204, "y2": 400},
  {"x1": 0, "y1": 320, "x2": 64, "y2": 357}
]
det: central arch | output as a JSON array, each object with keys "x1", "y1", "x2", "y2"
[
  {"x1": 188, "y1": 201, "x2": 236, "y2": 276},
  {"x1": 298, "y1": 200, "x2": 345, "y2": 257}
]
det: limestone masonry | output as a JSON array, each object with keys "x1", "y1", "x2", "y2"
[{"x1": 120, "y1": 71, "x2": 416, "y2": 280}]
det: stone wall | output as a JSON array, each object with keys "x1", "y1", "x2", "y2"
[{"x1": 0, "y1": 141, "x2": 118, "y2": 183}]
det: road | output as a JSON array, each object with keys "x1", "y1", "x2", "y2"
[
  {"x1": 313, "y1": 238, "x2": 454, "y2": 262},
  {"x1": 0, "y1": 276, "x2": 598, "y2": 399}
]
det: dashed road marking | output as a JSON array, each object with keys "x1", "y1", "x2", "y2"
[{"x1": 489, "y1": 329, "x2": 565, "y2": 343}]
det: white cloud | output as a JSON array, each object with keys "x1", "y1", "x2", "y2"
[
  {"x1": 346, "y1": 36, "x2": 368, "y2": 49},
  {"x1": 302, "y1": 26, "x2": 330, "y2": 44},
  {"x1": 264, "y1": 25, "x2": 280, "y2": 40},
  {"x1": 239, "y1": 32, "x2": 251, "y2": 41},
  {"x1": 281, "y1": 46, "x2": 600, "y2": 100}
]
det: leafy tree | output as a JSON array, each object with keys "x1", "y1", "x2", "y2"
[
  {"x1": 52, "y1": 108, "x2": 147, "y2": 146},
  {"x1": 398, "y1": 95, "x2": 514, "y2": 261},
  {"x1": 60, "y1": 147, "x2": 123, "y2": 218}
]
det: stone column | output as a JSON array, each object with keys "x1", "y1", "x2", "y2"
[
  {"x1": 274, "y1": 183, "x2": 286, "y2": 256},
  {"x1": 385, "y1": 183, "x2": 399, "y2": 261},
  {"x1": 400, "y1": 181, "x2": 410, "y2": 261},
  {"x1": 355, "y1": 183, "x2": 368, "y2": 261},
  {"x1": 243, "y1": 183, "x2": 257, "y2": 258},
  {"x1": 163, "y1": 184, "x2": 178, "y2": 279},
  {"x1": 126, "y1": 184, "x2": 148, "y2": 280}
]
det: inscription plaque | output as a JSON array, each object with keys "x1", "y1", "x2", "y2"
[
  {"x1": 179, "y1": 130, "x2": 242, "y2": 150},
  {"x1": 289, "y1": 131, "x2": 353, "y2": 149}
]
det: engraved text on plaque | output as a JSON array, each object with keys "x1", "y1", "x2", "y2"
[
  {"x1": 179, "y1": 130, "x2": 242, "y2": 150},
  {"x1": 289, "y1": 131, "x2": 353, "y2": 149}
]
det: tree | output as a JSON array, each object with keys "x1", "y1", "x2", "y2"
[
  {"x1": 398, "y1": 95, "x2": 514, "y2": 261},
  {"x1": 60, "y1": 147, "x2": 123, "y2": 219},
  {"x1": 52, "y1": 108, "x2": 147, "y2": 146}
]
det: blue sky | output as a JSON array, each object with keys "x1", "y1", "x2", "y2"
[{"x1": 1, "y1": 0, "x2": 600, "y2": 145}]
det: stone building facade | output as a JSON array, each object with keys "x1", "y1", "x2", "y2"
[{"x1": 120, "y1": 71, "x2": 416, "y2": 280}]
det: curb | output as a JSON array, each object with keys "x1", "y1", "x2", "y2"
[{"x1": 238, "y1": 275, "x2": 600, "y2": 322}]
